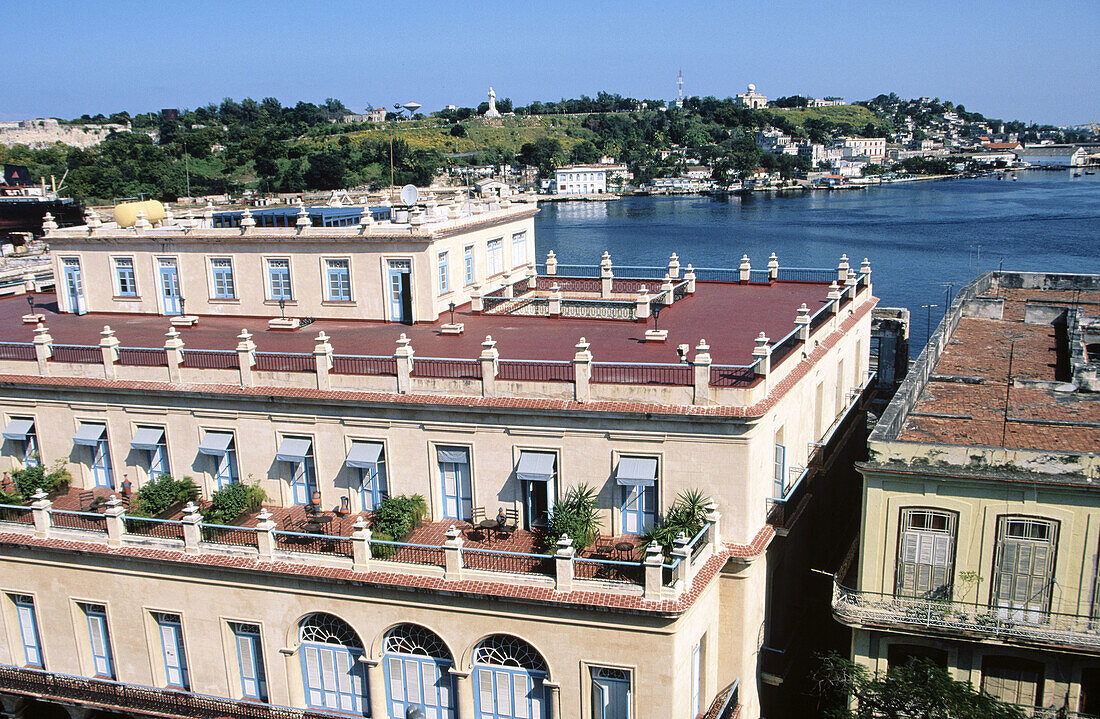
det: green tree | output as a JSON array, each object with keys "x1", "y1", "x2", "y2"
[
  {"x1": 304, "y1": 149, "x2": 346, "y2": 190},
  {"x1": 518, "y1": 137, "x2": 564, "y2": 176},
  {"x1": 569, "y1": 140, "x2": 599, "y2": 164},
  {"x1": 812, "y1": 653, "x2": 1026, "y2": 719}
]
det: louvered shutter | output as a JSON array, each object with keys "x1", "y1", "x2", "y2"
[
  {"x1": 237, "y1": 634, "x2": 257, "y2": 697},
  {"x1": 931, "y1": 534, "x2": 952, "y2": 593},
  {"x1": 478, "y1": 668, "x2": 494, "y2": 714},
  {"x1": 514, "y1": 674, "x2": 530, "y2": 719},
  {"x1": 304, "y1": 647, "x2": 323, "y2": 706},
  {"x1": 388, "y1": 655, "x2": 403, "y2": 703},
  {"x1": 17, "y1": 604, "x2": 40, "y2": 666}
]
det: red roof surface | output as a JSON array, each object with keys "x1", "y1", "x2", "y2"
[{"x1": 11, "y1": 281, "x2": 834, "y2": 366}]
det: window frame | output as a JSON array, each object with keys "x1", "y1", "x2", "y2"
[
  {"x1": 11, "y1": 594, "x2": 43, "y2": 668},
  {"x1": 511, "y1": 231, "x2": 528, "y2": 269},
  {"x1": 895, "y1": 507, "x2": 958, "y2": 599},
  {"x1": 323, "y1": 257, "x2": 352, "y2": 302},
  {"x1": 112, "y1": 256, "x2": 138, "y2": 298},
  {"x1": 80, "y1": 602, "x2": 116, "y2": 679},
  {"x1": 264, "y1": 257, "x2": 293, "y2": 302},
  {"x1": 438, "y1": 250, "x2": 450, "y2": 294},
  {"x1": 153, "y1": 611, "x2": 190, "y2": 690},
  {"x1": 209, "y1": 257, "x2": 237, "y2": 300},
  {"x1": 463, "y1": 245, "x2": 475, "y2": 286},
  {"x1": 486, "y1": 238, "x2": 504, "y2": 277}
]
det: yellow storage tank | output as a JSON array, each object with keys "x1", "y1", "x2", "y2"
[{"x1": 113, "y1": 200, "x2": 165, "y2": 228}]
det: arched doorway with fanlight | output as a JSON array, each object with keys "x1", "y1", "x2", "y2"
[
  {"x1": 471, "y1": 634, "x2": 549, "y2": 719},
  {"x1": 297, "y1": 612, "x2": 369, "y2": 715},
  {"x1": 382, "y1": 623, "x2": 457, "y2": 719}
]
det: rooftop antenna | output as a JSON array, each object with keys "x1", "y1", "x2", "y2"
[{"x1": 677, "y1": 69, "x2": 684, "y2": 108}]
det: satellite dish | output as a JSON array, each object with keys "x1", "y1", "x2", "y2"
[{"x1": 400, "y1": 184, "x2": 420, "y2": 206}]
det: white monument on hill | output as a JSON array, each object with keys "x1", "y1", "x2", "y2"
[{"x1": 483, "y1": 87, "x2": 502, "y2": 118}]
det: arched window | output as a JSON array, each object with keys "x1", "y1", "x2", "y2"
[
  {"x1": 384, "y1": 623, "x2": 452, "y2": 659},
  {"x1": 384, "y1": 624, "x2": 456, "y2": 718},
  {"x1": 473, "y1": 635, "x2": 549, "y2": 719},
  {"x1": 297, "y1": 614, "x2": 367, "y2": 714},
  {"x1": 299, "y1": 613, "x2": 363, "y2": 649}
]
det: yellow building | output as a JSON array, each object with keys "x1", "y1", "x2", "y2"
[
  {"x1": 0, "y1": 205, "x2": 876, "y2": 719},
  {"x1": 836, "y1": 270, "x2": 1100, "y2": 716}
]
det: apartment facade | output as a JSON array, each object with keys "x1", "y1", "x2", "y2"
[
  {"x1": 0, "y1": 208, "x2": 877, "y2": 719},
  {"x1": 836, "y1": 270, "x2": 1100, "y2": 716},
  {"x1": 550, "y1": 167, "x2": 607, "y2": 195}
]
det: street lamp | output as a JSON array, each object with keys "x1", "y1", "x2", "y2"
[
  {"x1": 652, "y1": 303, "x2": 662, "y2": 331},
  {"x1": 26, "y1": 295, "x2": 34, "y2": 314},
  {"x1": 278, "y1": 298, "x2": 286, "y2": 320},
  {"x1": 179, "y1": 296, "x2": 186, "y2": 316},
  {"x1": 448, "y1": 301, "x2": 456, "y2": 325}
]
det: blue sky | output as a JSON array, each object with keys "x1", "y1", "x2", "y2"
[{"x1": 3, "y1": 0, "x2": 1096, "y2": 125}]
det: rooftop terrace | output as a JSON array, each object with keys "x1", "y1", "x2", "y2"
[{"x1": 869, "y1": 271, "x2": 1100, "y2": 479}]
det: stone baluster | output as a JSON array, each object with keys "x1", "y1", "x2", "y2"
[
  {"x1": 837, "y1": 254, "x2": 850, "y2": 284},
  {"x1": 104, "y1": 495, "x2": 126, "y2": 548},
  {"x1": 672, "y1": 532, "x2": 691, "y2": 587},
  {"x1": 600, "y1": 251, "x2": 613, "y2": 299},
  {"x1": 684, "y1": 264, "x2": 697, "y2": 294},
  {"x1": 295, "y1": 202, "x2": 311, "y2": 234},
  {"x1": 351, "y1": 517, "x2": 372, "y2": 572},
  {"x1": 693, "y1": 339, "x2": 712, "y2": 406},
  {"x1": 239, "y1": 207, "x2": 256, "y2": 234},
  {"x1": 548, "y1": 284, "x2": 563, "y2": 317},
  {"x1": 526, "y1": 268, "x2": 537, "y2": 291},
  {"x1": 314, "y1": 331, "x2": 334, "y2": 391},
  {"x1": 795, "y1": 303, "x2": 811, "y2": 342},
  {"x1": 181, "y1": 501, "x2": 202, "y2": 554},
  {"x1": 545, "y1": 250, "x2": 558, "y2": 276},
  {"x1": 573, "y1": 337, "x2": 592, "y2": 403},
  {"x1": 30, "y1": 489, "x2": 51, "y2": 538},
  {"x1": 845, "y1": 268, "x2": 858, "y2": 301},
  {"x1": 22, "y1": 273, "x2": 35, "y2": 294},
  {"x1": 41, "y1": 212, "x2": 58, "y2": 237},
  {"x1": 443, "y1": 525, "x2": 464, "y2": 580},
  {"x1": 660, "y1": 274, "x2": 674, "y2": 305},
  {"x1": 643, "y1": 541, "x2": 665, "y2": 601},
  {"x1": 753, "y1": 332, "x2": 771, "y2": 378},
  {"x1": 359, "y1": 208, "x2": 374, "y2": 233},
  {"x1": 165, "y1": 328, "x2": 184, "y2": 383},
  {"x1": 827, "y1": 281, "x2": 843, "y2": 321},
  {"x1": 255, "y1": 509, "x2": 277, "y2": 559},
  {"x1": 99, "y1": 325, "x2": 120, "y2": 380},
  {"x1": 705, "y1": 501, "x2": 722, "y2": 547},
  {"x1": 236, "y1": 330, "x2": 256, "y2": 387},
  {"x1": 668, "y1": 252, "x2": 680, "y2": 280},
  {"x1": 635, "y1": 286, "x2": 651, "y2": 321},
  {"x1": 470, "y1": 284, "x2": 483, "y2": 314},
  {"x1": 554, "y1": 534, "x2": 575, "y2": 593},
  {"x1": 768, "y1": 252, "x2": 779, "y2": 282},
  {"x1": 480, "y1": 335, "x2": 499, "y2": 398},
  {"x1": 395, "y1": 334, "x2": 414, "y2": 394},
  {"x1": 739, "y1": 254, "x2": 751, "y2": 283},
  {"x1": 33, "y1": 323, "x2": 52, "y2": 376}
]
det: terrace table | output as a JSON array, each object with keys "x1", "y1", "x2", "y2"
[
  {"x1": 614, "y1": 541, "x2": 636, "y2": 561},
  {"x1": 305, "y1": 515, "x2": 334, "y2": 535},
  {"x1": 478, "y1": 519, "x2": 499, "y2": 544}
]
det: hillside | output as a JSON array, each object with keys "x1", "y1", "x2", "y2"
[{"x1": 761, "y1": 104, "x2": 886, "y2": 133}]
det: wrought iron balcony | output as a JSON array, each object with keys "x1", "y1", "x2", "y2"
[{"x1": 832, "y1": 582, "x2": 1100, "y2": 652}]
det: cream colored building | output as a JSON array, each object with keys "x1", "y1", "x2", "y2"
[
  {"x1": 734, "y1": 85, "x2": 767, "y2": 110},
  {"x1": 0, "y1": 209, "x2": 877, "y2": 719},
  {"x1": 836, "y1": 271, "x2": 1100, "y2": 716}
]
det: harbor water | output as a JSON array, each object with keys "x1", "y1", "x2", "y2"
[{"x1": 534, "y1": 171, "x2": 1100, "y2": 352}]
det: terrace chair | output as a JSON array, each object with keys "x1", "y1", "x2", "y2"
[
  {"x1": 78, "y1": 491, "x2": 96, "y2": 512},
  {"x1": 591, "y1": 533, "x2": 615, "y2": 559},
  {"x1": 466, "y1": 507, "x2": 487, "y2": 541},
  {"x1": 494, "y1": 509, "x2": 519, "y2": 543}
]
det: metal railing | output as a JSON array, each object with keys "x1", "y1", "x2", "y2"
[
  {"x1": 124, "y1": 516, "x2": 185, "y2": 541},
  {"x1": 0, "y1": 342, "x2": 35, "y2": 361},
  {"x1": 370, "y1": 539, "x2": 446, "y2": 567},
  {"x1": 462, "y1": 547, "x2": 555, "y2": 577},
  {"x1": 809, "y1": 300, "x2": 834, "y2": 333},
  {"x1": 0, "y1": 663, "x2": 333, "y2": 719},
  {"x1": 182, "y1": 349, "x2": 238, "y2": 370},
  {"x1": 573, "y1": 556, "x2": 644, "y2": 585},
  {"x1": 536, "y1": 276, "x2": 601, "y2": 293},
  {"x1": 49, "y1": 344, "x2": 101, "y2": 364},
  {"x1": 712, "y1": 679, "x2": 741, "y2": 719},
  {"x1": 0, "y1": 504, "x2": 33, "y2": 525},
  {"x1": 548, "y1": 263, "x2": 600, "y2": 277},
  {"x1": 709, "y1": 362, "x2": 759, "y2": 387},
  {"x1": 413, "y1": 358, "x2": 481, "y2": 380},
  {"x1": 254, "y1": 352, "x2": 313, "y2": 373},
  {"x1": 331, "y1": 354, "x2": 397, "y2": 376},
  {"x1": 47, "y1": 509, "x2": 106, "y2": 532},
  {"x1": 691, "y1": 267, "x2": 740, "y2": 283},
  {"x1": 777, "y1": 267, "x2": 836, "y2": 283},
  {"x1": 612, "y1": 265, "x2": 671, "y2": 280},
  {"x1": 833, "y1": 583, "x2": 1100, "y2": 651},
  {"x1": 560, "y1": 298, "x2": 635, "y2": 321},
  {"x1": 687, "y1": 523, "x2": 712, "y2": 565},
  {"x1": 768, "y1": 327, "x2": 803, "y2": 369},
  {"x1": 201, "y1": 524, "x2": 259, "y2": 548},
  {"x1": 118, "y1": 347, "x2": 168, "y2": 367},
  {"x1": 591, "y1": 362, "x2": 692, "y2": 386},
  {"x1": 496, "y1": 359, "x2": 573, "y2": 382},
  {"x1": 273, "y1": 530, "x2": 353, "y2": 558}
]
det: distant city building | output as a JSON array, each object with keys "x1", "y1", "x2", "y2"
[
  {"x1": 551, "y1": 165, "x2": 608, "y2": 194},
  {"x1": 1013, "y1": 145, "x2": 1086, "y2": 167},
  {"x1": 341, "y1": 108, "x2": 387, "y2": 124},
  {"x1": 0, "y1": 118, "x2": 134, "y2": 149},
  {"x1": 735, "y1": 83, "x2": 768, "y2": 109},
  {"x1": 807, "y1": 97, "x2": 846, "y2": 108},
  {"x1": 831, "y1": 137, "x2": 887, "y2": 163}
]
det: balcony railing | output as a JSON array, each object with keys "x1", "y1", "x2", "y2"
[
  {"x1": 832, "y1": 582, "x2": 1100, "y2": 652},
  {"x1": 0, "y1": 663, "x2": 340, "y2": 719}
]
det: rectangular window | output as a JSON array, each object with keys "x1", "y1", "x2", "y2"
[
  {"x1": 231, "y1": 622, "x2": 268, "y2": 702},
  {"x1": 437, "y1": 446, "x2": 472, "y2": 521},
  {"x1": 4, "y1": 418, "x2": 40, "y2": 467},
  {"x1": 113, "y1": 257, "x2": 137, "y2": 297},
  {"x1": 487, "y1": 239, "x2": 503, "y2": 276},
  {"x1": 325, "y1": 259, "x2": 351, "y2": 301},
  {"x1": 591, "y1": 667, "x2": 631, "y2": 719},
  {"x1": 81, "y1": 603, "x2": 115, "y2": 679},
  {"x1": 994, "y1": 516, "x2": 1058, "y2": 620},
  {"x1": 511, "y1": 232, "x2": 528, "y2": 268},
  {"x1": 12, "y1": 595, "x2": 42, "y2": 668},
  {"x1": 981, "y1": 657, "x2": 1043, "y2": 708},
  {"x1": 773, "y1": 441, "x2": 786, "y2": 497},
  {"x1": 211, "y1": 258, "x2": 236, "y2": 299},
  {"x1": 217, "y1": 439, "x2": 239, "y2": 489},
  {"x1": 266, "y1": 259, "x2": 292, "y2": 300},
  {"x1": 155, "y1": 612, "x2": 189, "y2": 689},
  {"x1": 896, "y1": 509, "x2": 957, "y2": 599},
  {"x1": 146, "y1": 429, "x2": 170, "y2": 478},
  {"x1": 690, "y1": 638, "x2": 703, "y2": 716},
  {"x1": 464, "y1": 245, "x2": 475, "y2": 286},
  {"x1": 438, "y1": 251, "x2": 450, "y2": 294}
]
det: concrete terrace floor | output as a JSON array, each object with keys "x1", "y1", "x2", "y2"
[{"x1": 7, "y1": 280, "x2": 833, "y2": 366}]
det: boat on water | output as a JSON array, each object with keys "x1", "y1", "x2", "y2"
[{"x1": 0, "y1": 165, "x2": 84, "y2": 244}]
